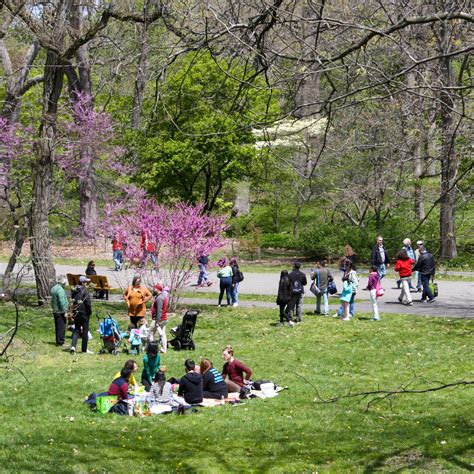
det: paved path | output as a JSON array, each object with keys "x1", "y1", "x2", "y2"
[{"x1": 1, "y1": 262, "x2": 473, "y2": 319}]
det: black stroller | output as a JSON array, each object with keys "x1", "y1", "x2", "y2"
[{"x1": 169, "y1": 310, "x2": 199, "y2": 351}]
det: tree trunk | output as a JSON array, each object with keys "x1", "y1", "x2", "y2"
[
  {"x1": 131, "y1": 1, "x2": 151, "y2": 129},
  {"x1": 437, "y1": 39, "x2": 458, "y2": 259},
  {"x1": 79, "y1": 150, "x2": 98, "y2": 236},
  {"x1": 1, "y1": 225, "x2": 26, "y2": 296},
  {"x1": 30, "y1": 50, "x2": 64, "y2": 303}
]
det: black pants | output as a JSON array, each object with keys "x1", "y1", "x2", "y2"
[
  {"x1": 53, "y1": 312, "x2": 66, "y2": 345},
  {"x1": 71, "y1": 314, "x2": 90, "y2": 352},
  {"x1": 278, "y1": 303, "x2": 291, "y2": 323}
]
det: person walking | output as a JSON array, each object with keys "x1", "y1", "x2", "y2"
[
  {"x1": 414, "y1": 240, "x2": 424, "y2": 291},
  {"x1": 70, "y1": 276, "x2": 93, "y2": 354},
  {"x1": 287, "y1": 262, "x2": 307, "y2": 323},
  {"x1": 413, "y1": 246, "x2": 436, "y2": 303},
  {"x1": 394, "y1": 249, "x2": 414, "y2": 306},
  {"x1": 216, "y1": 258, "x2": 233, "y2": 307},
  {"x1": 197, "y1": 255, "x2": 212, "y2": 287},
  {"x1": 371, "y1": 236, "x2": 390, "y2": 281},
  {"x1": 50, "y1": 275, "x2": 69, "y2": 346},
  {"x1": 276, "y1": 270, "x2": 294, "y2": 326},
  {"x1": 311, "y1": 260, "x2": 333, "y2": 316},
  {"x1": 111, "y1": 236, "x2": 123, "y2": 271}
]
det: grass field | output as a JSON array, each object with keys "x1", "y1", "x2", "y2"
[{"x1": 0, "y1": 300, "x2": 473, "y2": 473}]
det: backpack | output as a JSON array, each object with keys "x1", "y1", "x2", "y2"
[
  {"x1": 71, "y1": 286, "x2": 86, "y2": 314},
  {"x1": 199, "y1": 255, "x2": 209, "y2": 265},
  {"x1": 292, "y1": 279, "x2": 303, "y2": 294},
  {"x1": 236, "y1": 270, "x2": 244, "y2": 283}
]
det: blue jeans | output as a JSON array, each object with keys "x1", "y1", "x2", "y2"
[
  {"x1": 420, "y1": 273, "x2": 434, "y2": 301},
  {"x1": 218, "y1": 277, "x2": 232, "y2": 305},
  {"x1": 316, "y1": 291, "x2": 329, "y2": 315},
  {"x1": 231, "y1": 282, "x2": 239, "y2": 304},
  {"x1": 113, "y1": 249, "x2": 123, "y2": 271},
  {"x1": 377, "y1": 264, "x2": 386, "y2": 281},
  {"x1": 197, "y1": 264, "x2": 209, "y2": 285}
]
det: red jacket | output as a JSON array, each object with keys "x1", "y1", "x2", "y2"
[{"x1": 394, "y1": 259, "x2": 414, "y2": 277}]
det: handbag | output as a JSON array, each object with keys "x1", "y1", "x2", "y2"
[
  {"x1": 429, "y1": 278, "x2": 438, "y2": 297},
  {"x1": 310, "y1": 270, "x2": 321, "y2": 296},
  {"x1": 328, "y1": 280, "x2": 337, "y2": 295}
]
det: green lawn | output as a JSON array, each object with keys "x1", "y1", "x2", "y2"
[{"x1": 0, "y1": 300, "x2": 473, "y2": 472}]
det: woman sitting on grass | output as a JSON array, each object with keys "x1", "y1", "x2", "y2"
[
  {"x1": 201, "y1": 358, "x2": 228, "y2": 399},
  {"x1": 108, "y1": 368, "x2": 133, "y2": 401},
  {"x1": 141, "y1": 342, "x2": 160, "y2": 391},
  {"x1": 113, "y1": 360, "x2": 139, "y2": 392},
  {"x1": 222, "y1": 345, "x2": 252, "y2": 393}
]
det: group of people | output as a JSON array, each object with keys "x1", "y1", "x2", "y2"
[
  {"x1": 110, "y1": 231, "x2": 158, "y2": 272},
  {"x1": 215, "y1": 257, "x2": 243, "y2": 307},
  {"x1": 108, "y1": 345, "x2": 253, "y2": 407},
  {"x1": 274, "y1": 236, "x2": 437, "y2": 325}
]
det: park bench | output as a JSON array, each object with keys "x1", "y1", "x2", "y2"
[{"x1": 66, "y1": 273, "x2": 115, "y2": 300}]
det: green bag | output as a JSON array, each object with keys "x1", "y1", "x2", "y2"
[
  {"x1": 96, "y1": 395, "x2": 118, "y2": 415},
  {"x1": 429, "y1": 281, "x2": 438, "y2": 298}
]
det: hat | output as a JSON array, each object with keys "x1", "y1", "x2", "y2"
[
  {"x1": 57, "y1": 275, "x2": 67, "y2": 285},
  {"x1": 79, "y1": 275, "x2": 91, "y2": 283},
  {"x1": 416, "y1": 240, "x2": 423, "y2": 246},
  {"x1": 154, "y1": 283, "x2": 163, "y2": 291}
]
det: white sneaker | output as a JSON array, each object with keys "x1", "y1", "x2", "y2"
[
  {"x1": 341, "y1": 317, "x2": 351, "y2": 321},
  {"x1": 233, "y1": 303, "x2": 238, "y2": 307},
  {"x1": 70, "y1": 347, "x2": 76, "y2": 354},
  {"x1": 84, "y1": 349, "x2": 94, "y2": 354}
]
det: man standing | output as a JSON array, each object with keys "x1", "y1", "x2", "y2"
[
  {"x1": 50, "y1": 275, "x2": 69, "y2": 346},
  {"x1": 413, "y1": 246, "x2": 436, "y2": 303},
  {"x1": 70, "y1": 275, "x2": 93, "y2": 354},
  {"x1": 371, "y1": 236, "x2": 390, "y2": 281},
  {"x1": 287, "y1": 262, "x2": 307, "y2": 323},
  {"x1": 151, "y1": 283, "x2": 169, "y2": 353}
]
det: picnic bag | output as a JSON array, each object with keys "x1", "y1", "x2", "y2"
[{"x1": 96, "y1": 395, "x2": 118, "y2": 415}]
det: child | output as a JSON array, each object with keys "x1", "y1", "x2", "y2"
[
  {"x1": 138, "y1": 318, "x2": 149, "y2": 352},
  {"x1": 394, "y1": 249, "x2": 414, "y2": 306},
  {"x1": 128, "y1": 326, "x2": 142, "y2": 355},
  {"x1": 141, "y1": 342, "x2": 160, "y2": 391},
  {"x1": 367, "y1": 265, "x2": 382, "y2": 321},
  {"x1": 149, "y1": 368, "x2": 177, "y2": 406}
]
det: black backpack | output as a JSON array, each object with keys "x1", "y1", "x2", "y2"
[
  {"x1": 292, "y1": 279, "x2": 303, "y2": 294},
  {"x1": 71, "y1": 286, "x2": 86, "y2": 314},
  {"x1": 236, "y1": 270, "x2": 244, "y2": 282}
]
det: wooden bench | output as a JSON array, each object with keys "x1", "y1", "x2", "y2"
[
  {"x1": 66, "y1": 273, "x2": 115, "y2": 300},
  {"x1": 88, "y1": 275, "x2": 115, "y2": 300},
  {"x1": 66, "y1": 273, "x2": 81, "y2": 287}
]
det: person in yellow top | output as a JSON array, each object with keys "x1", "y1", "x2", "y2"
[
  {"x1": 123, "y1": 276, "x2": 152, "y2": 327},
  {"x1": 113, "y1": 360, "x2": 140, "y2": 391}
]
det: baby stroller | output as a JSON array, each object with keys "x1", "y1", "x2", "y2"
[
  {"x1": 97, "y1": 315, "x2": 123, "y2": 355},
  {"x1": 169, "y1": 310, "x2": 199, "y2": 351}
]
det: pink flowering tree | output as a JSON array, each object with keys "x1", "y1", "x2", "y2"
[{"x1": 101, "y1": 196, "x2": 227, "y2": 310}]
